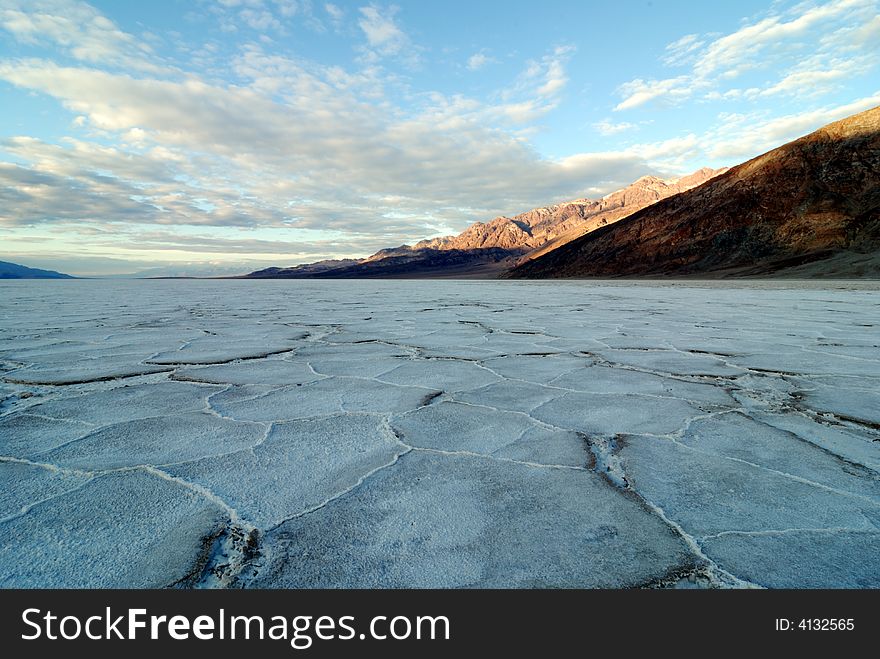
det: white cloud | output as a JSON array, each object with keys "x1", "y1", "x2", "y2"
[
  {"x1": 467, "y1": 51, "x2": 493, "y2": 71},
  {"x1": 536, "y1": 45, "x2": 574, "y2": 98},
  {"x1": 593, "y1": 120, "x2": 636, "y2": 136},
  {"x1": 537, "y1": 59, "x2": 566, "y2": 97},
  {"x1": 4, "y1": 0, "x2": 875, "y2": 269},
  {"x1": 324, "y1": 2, "x2": 344, "y2": 22},
  {"x1": 759, "y1": 64, "x2": 857, "y2": 98},
  {"x1": 847, "y1": 13, "x2": 880, "y2": 45},
  {"x1": 693, "y1": 0, "x2": 865, "y2": 79},
  {"x1": 614, "y1": 0, "x2": 880, "y2": 111},
  {"x1": 207, "y1": 0, "x2": 318, "y2": 34},
  {"x1": 273, "y1": 0, "x2": 300, "y2": 18},
  {"x1": 358, "y1": 4, "x2": 406, "y2": 54},
  {"x1": 663, "y1": 34, "x2": 705, "y2": 67},
  {"x1": 0, "y1": 53, "x2": 660, "y2": 244},
  {"x1": 492, "y1": 45, "x2": 575, "y2": 123},
  {"x1": 705, "y1": 92, "x2": 880, "y2": 160},
  {"x1": 0, "y1": 0, "x2": 160, "y2": 71},
  {"x1": 614, "y1": 76, "x2": 691, "y2": 111},
  {"x1": 238, "y1": 8, "x2": 283, "y2": 31},
  {"x1": 630, "y1": 134, "x2": 700, "y2": 166}
]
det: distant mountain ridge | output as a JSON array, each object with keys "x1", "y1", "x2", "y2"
[
  {"x1": 0, "y1": 261, "x2": 75, "y2": 279},
  {"x1": 248, "y1": 248, "x2": 521, "y2": 279},
  {"x1": 248, "y1": 258, "x2": 361, "y2": 278},
  {"x1": 509, "y1": 105, "x2": 880, "y2": 278},
  {"x1": 245, "y1": 167, "x2": 723, "y2": 279}
]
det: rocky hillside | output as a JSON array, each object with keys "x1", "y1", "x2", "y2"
[
  {"x1": 246, "y1": 167, "x2": 721, "y2": 279},
  {"x1": 248, "y1": 248, "x2": 522, "y2": 279},
  {"x1": 518, "y1": 168, "x2": 724, "y2": 264},
  {"x1": 0, "y1": 260, "x2": 75, "y2": 279},
  {"x1": 389, "y1": 167, "x2": 722, "y2": 256},
  {"x1": 248, "y1": 258, "x2": 360, "y2": 277},
  {"x1": 509, "y1": 106, "x2": 880, "y2": 278}
]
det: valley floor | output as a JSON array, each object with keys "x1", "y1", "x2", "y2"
[{"x1": 1, "y1": 279, "x2": 878, "y2": 588}]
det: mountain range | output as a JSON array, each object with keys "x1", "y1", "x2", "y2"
[
  {"x1": 246, "y1": 166, "x2": 724, "y2": 279},
  {"x1": 509, "y1": 105, "x2": 880, "y2": 278},
  {"x1": 246, "y1": 106, "x2": 879, "y2": 279},
  {"x1": 0, "y1": 261, "x2": 75, "y2": 279},
  {"x1": 7, "y1": 108, "x2": 878, "y2": 282}
]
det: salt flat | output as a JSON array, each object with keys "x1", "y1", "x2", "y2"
[{"x1": 1, "y1": 279, "x2": 878, "y2": 588}]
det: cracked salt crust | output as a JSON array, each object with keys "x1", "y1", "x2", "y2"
[{"x1": 0, "y1": 279, "x2": 878, "y2": 588}]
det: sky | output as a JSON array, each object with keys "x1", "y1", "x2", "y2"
[{"x1": 1, "y1": 0, "x2": 878, "y2": 276}]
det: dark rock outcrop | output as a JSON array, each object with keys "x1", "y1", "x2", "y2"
[
  {"x1": 0, "y1": 261, "x2": 75, "y2": 279},
  {"x1": 247, "y1": 248, "x2": 523, "y2": 279},
  {"x1": 245, "y1": 167, "x2": 721, "y2": 279},
  {"x1": 247, "y1": 259, "x2": 360, "y2": 278},
  {"x1": 509, "y1": 106, "x2": 880, "y2": 278}
]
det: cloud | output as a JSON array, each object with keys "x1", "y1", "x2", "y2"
[
  {"x1": 467, "y1": 51, "x2": 493, "y2": 71},
  {"x1": 216, "y1": 0, "x2": 263, "y2": 6},
  {"x1": 705, "y1": 92, "x2": 880, "y2": 160},
  {"x1": 324, "y1": 2, "x2": 344, "y2": 22},
  {"x1": 238, "y1": 8, "x2": 283, "y2": 31},
  {"x1": 614, "y1": 0, "x2": 880, "y2": 111},
  {"x1": 0, "y1": 4, "x2": 620, "y2": 261},
  {"x1": 0, "y1": 131, "x2": 292, "y2": 230},
  {"x1": 358, "y1": 4, "x2": 407, "y2": 55},
  {"x1": 692, "y1": 0, "x2": 864, "y2": 79},
  {"x1": 90, "y1": 230, "x2": 389, "y2": 257},
  {"x1": 629, "y1": 134, "x2": 700, "y2": 166},
  {"x1": 662, "y1": 34, "x2": 705, "y2": 67},
  {"x1": 537, "y1": 61, "x2": 566, "y2": 97},
  {"x1": 492, "y1": 45, "x2": 575, "y2": 123},
  {"x1": 0, "y1": 0, "x2": 160, "y2": 71},
  {"x1": 207, "y1": 0, "x2": 321, "y2": 34},
  {"x1": 847, "y1": 12, "x2": 880, "y2": 45},
  {"x1": 272, "y1": 0, "x2": 300, "y2": 18},
  {"x1": 0, "y1": 49, "x2": 662, "y2": 246},
  {"x1": 593, "y1": 119, "x2": 636, "y2": 136},
  {"x1": 5, "y1": 0, "x2": 874, "y2": 272},
  {"x1": 534, "y1": 45, "x2": 574, "y2": 98},
  {"x1": 614, "y1": 76, "x2": 690, "y2": 111},
  {"x1": 756, "y1": 58, "x2": 870, "y2": 99}
]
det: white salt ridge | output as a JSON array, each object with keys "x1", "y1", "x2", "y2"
[
  {"x1": 253, "y1": 451, "x2": 699, "y2": 588},
  {"x1": 377, "y1": 359, "x2": 502, "y2": 392},
  {"x1": 166, "y1": 414, "x2": 407, "y2": 528},
  {"x1": 391, "y1": 400, "x2": 587, "y2": 467},
  {"x1": 531, "y1": 392, "x2": 703, "y2": 435},
  {"x1": 42, "y1": 412, "x2": 266, "y2": 470},
  {"x1": 173, "y1": 359, "x2": 321, "y2": 386},
  {"x1": 0, "y1": 469, "x2": 227, "y2": 588},
  {"x1": 0, "y1": 279, "x2": 878, "y2": 588}
]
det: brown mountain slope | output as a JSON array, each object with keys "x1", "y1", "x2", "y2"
[
  {"x1": 246, "y1": 248, "x2": 522, "y2": 279},
  {"x1": 508, "y1": 106, "x2": 880, "y2": 278},
  {"x1": 245, "y1": 167, "x2": 721, "y2": 279},
  {"x1": 406, "y1": 166, "x2": 723, "y2": 255},
  {"x1": 517, "y1": 168, "x2": 724, "y2": 264}
]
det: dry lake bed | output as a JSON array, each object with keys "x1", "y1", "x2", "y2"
[{"x1": 1, "y1": 279, "x2": 878, "y2": 588}]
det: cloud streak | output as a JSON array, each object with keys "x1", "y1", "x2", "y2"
[
  {"x1": 614, "y1": 0, "x2": 880, "y2": 111},
  {"x1": 0, "y1": 30, "x2": 654, "y2": 247},
  {"x1": 0, "y1": 0, "x2": 877, "y2": 270}
]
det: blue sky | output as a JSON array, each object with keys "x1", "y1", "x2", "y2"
[{"x1": 1, "y1": 0, "x2": 878, "y2": 276}]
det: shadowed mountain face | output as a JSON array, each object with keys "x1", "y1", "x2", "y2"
[
  {"x1": 0, "y1": 261, "x2": 74, "y2": 279},
  {"x1": 245, "y1": 168, "x2": 721, "y2": 279},
  {"x1": 364, "y1": 167, "x2": 722, "y2": 260},
  {"x1": 248, "y1": 259, "x2": 360, "y2": 278},
  {"x1": 247, "y1": 248, "x2": 523, "y2": 279},
  {"x1": 509, "y1": 106, "x2": 880, "y2": 278},
  {"x1": 512, "y1": 168, "x2": 725, "y2": 265}
]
